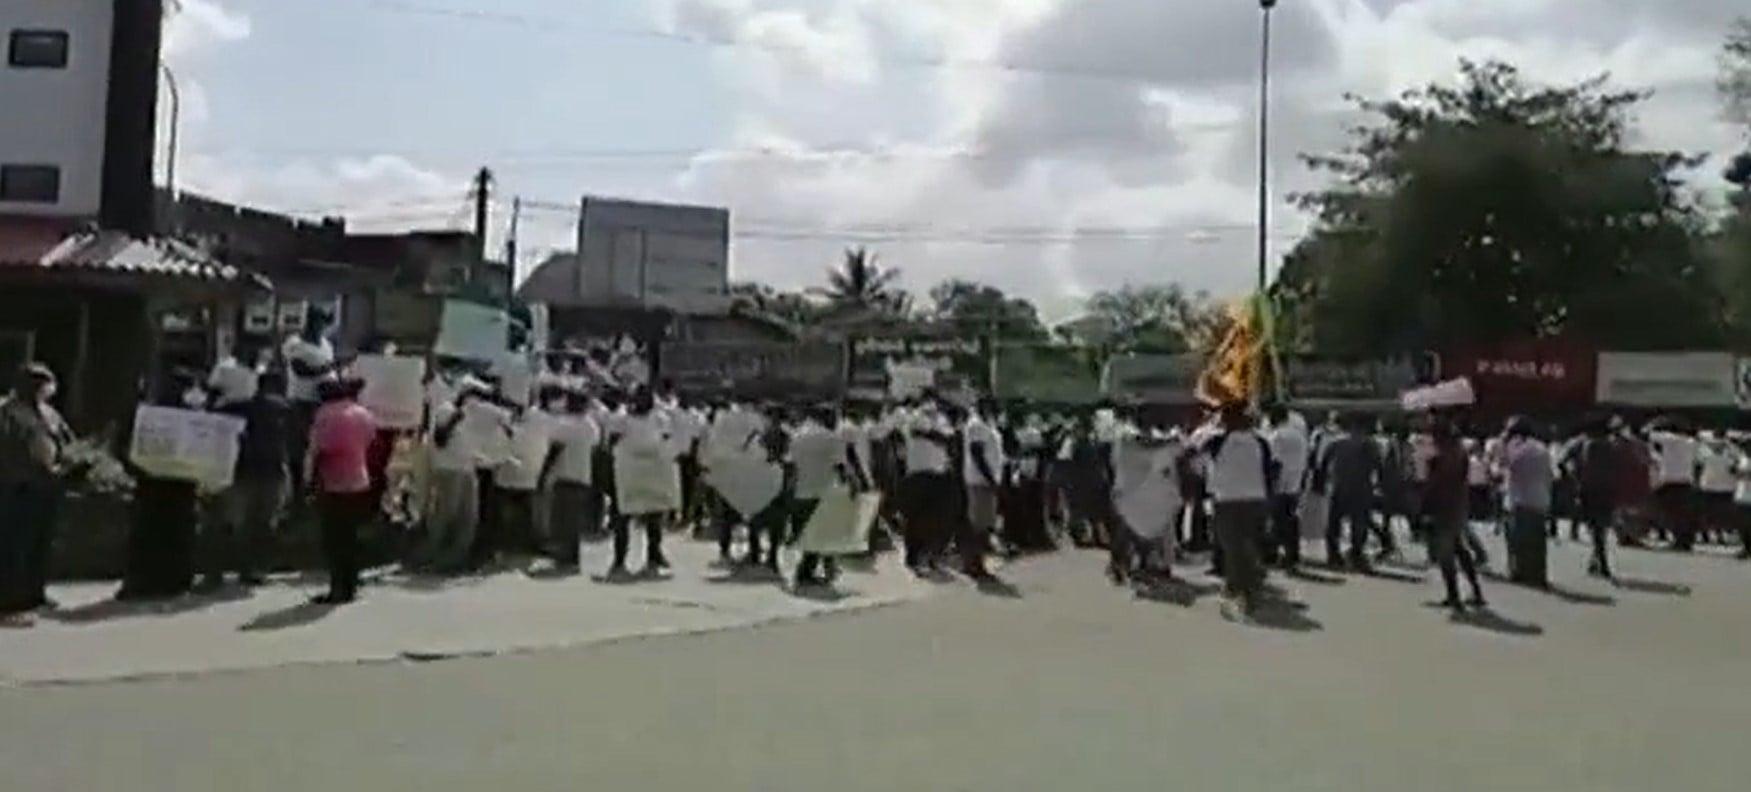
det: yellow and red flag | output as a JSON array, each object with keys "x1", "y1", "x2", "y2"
[{"x1": 1195, "y1": 294, "x2": 1276, "y2": 407}]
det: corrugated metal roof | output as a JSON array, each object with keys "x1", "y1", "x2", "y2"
[{"x1": 0, "y1": 228, "x2": 264, "y2": 286}]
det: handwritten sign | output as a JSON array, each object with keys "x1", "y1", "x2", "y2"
[
  {"x1": 434, "y1": 300, "x2": 509, "y2": 362},
  {"x1": 128, "y1": 405, "x2": 246, "y2": 488}
]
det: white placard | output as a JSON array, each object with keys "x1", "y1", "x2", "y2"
[
  {"x1": 797, "y1": 487, "x2": 881, "y2": 555},
  {"x1": 128, "y1": 405, "x2": 247, "y2": 489},
  {"x1": 614, "y1": 446, "x2": 681, "y2": 516},
  {"x1": 706, "y1": 454, "x2": 784, "y2": 519},
  {"x1": 1400, "y1": 377, "x2": 1475, "y2": 411},
  {"x1": 354, "y1": 355, "x2": 427, "y2": 429},
  {"x1": 434, "y1": 300, "x2": 510, "y2": 362}
]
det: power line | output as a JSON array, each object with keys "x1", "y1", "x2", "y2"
[{"x1": 357, "y1": 0, "x2": 1213, "y2": 87}]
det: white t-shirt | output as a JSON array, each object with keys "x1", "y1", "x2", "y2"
[
  {"x1": 840, "y1": 420, "x2": 871, "y2": 482},
  {"x1": 430, "y1": 403, "x2": 477, "y2": 472},
  {"x1": 458, "y1": 399, "x2": 513, "y2": 469},
  {"x1": 1267, "y1": 422, "x2": 1309, "y2": 496},
  {"x1": 789, "y1": 420, "x2": 845, "y2": 499},
  {"x1": 1649, "y1": 431, "x2": 1698, "y2": 486},
  {"x1": 1697, "y1": 441, "x2": 1738, "y2": 493},
  {"x1": 207, "y1": 356, "x2": 260, "y2": 407},
  {"x1": 962, "y1": 414, "x2": 1004, "y2": 487},
  {"x1": 903, "y1": 409, "x2": 952, "y2": 474},
  {"x1": 1205, "y1": 429, "x2": 1270, "y2": 503},
  {"x1": 281, "y1": 335, "x2": 335, "y2": 403},
  {"x1": 1014, "y1": 423, "x2": 1045, "y2": 477},
  {"x1": 495, "y1": 408, "x2": 557, "y2": 491},
  {"x1": 549, "y1": 413, "x2": 601, "y2": 485},
  {"x1": 1735, "y1": 455, "x2": 1751, "y2": 505}
]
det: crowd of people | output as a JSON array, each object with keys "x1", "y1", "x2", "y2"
[{"x1": 4, "y1": 324, "x2": 1750, "y2": 628}]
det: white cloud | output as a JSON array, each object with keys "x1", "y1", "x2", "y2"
[{"x1": 652, "y1": 0, "x2": 1746, "y2": 315}]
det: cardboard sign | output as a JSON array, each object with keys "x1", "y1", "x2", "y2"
[
  {"x1": 353, "y1": 355, "x2": 427, "y2": 429},
  {"x1": 128, "y1": 405, "x2": 246, "y2": 488}
]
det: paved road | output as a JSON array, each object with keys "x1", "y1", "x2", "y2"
[{"x1": 3, "y1": 535, "x2": 1748, "y2": 792}]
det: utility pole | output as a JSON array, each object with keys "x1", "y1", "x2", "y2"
[
  {"x1": 470, "y1": 166, "x2": 493, "y2": 265},
  {"x1": 504, "y1": 196, "x2": 521, "y2": 267}
]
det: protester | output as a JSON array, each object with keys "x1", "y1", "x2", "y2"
[
  {"x1": 1320, "y1": 413, "x2": 1382, "y2": 572},
  {"x1": 545, "y1": 389, "x2": 601, "y2": 572},
  {"x1": 116, "y1": 372, "x2": 204, "y2": 603},
  {"x1": 1502, "y1": 417, "x2": 1554, "y2": 588},
  {"x1": 0, "y1": 363, "x2": 73, "y2": 626},
  {"x1": 1263, "y1": 404, "x2": 1307, "y2": 571},
  {"x1": 1201, "y1": 403, "x2": 1275, "y2": 619},
  {"x1": 200, "y1": 369, "x2": 291, "y2": 590},
  {"x1": 1425, "y1": 416, "x2": 1486, "y2": 610},
  {"x1": 306, "y1": 377, "x2": 377, "y2": 604},
  {"x1": 282, "y1": 307, "x2": 337, "y2": 500}
]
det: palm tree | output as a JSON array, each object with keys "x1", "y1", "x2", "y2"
[{"x1": 819, "y1": 246, "x2": 906, "y2": 315}]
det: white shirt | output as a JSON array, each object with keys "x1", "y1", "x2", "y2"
[
  {"x1": 550, "y1": 412, "x2": 601, "y2": 485},
  {"x1": 1014, "y1": 423, "x2": 1045, "y2": 477},
  {"x1": 1649, "y1": 431, "x2": 1698, "y2": 486},
  {"x1": 1205, "y1": 428, "x2": 1270, "y2": 503},
  {"x1": 1266, "y1": 421, "x2": 1309, "y2": 496},
  {"x1": 903, "y1": 409, "x2": 952, "y2": 474},
  {"x1": 459, "y1": 399, "x2": 513, "y2": 468},
  {"x1": 430, "y1": 403, "x2": 477, "y2": 472},
  {"x1": 207, "y1": 356, "x2": 260, "y2": 407},
  {"x1": 281, "y1": 335, "x2": 335, "y2": 403},
  {"x1": 495, "y1": 408, "x2": 557, "y2": 490},
  {"x1": 1697, "y1": 441, "x2": 1738, "y2": 493},
  {"x1": 1735, "y1": 455, "x2": 1751, "y2": 505},
  {"x1": 962, "y1": 414, "x2": 1004, "y2": 487},
  {"x1": 841, "y1": 420, "x2": 872, "y2": 482},
  {"x1": 790, "y1": 420, "x2": 845, "y2": 498}
]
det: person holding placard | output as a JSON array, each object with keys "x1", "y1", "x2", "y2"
[
  {"x1": 607, "y1": 387, "x2": 677, "y2": 577},
  {"x1": 791, "y1": 404, "x2": 860, "y2": 586},
  {"x1": 545, "y1": 389, "x2": 601, "y2": 571},
  {"x1": 415, "y1": 380, "x2": 489, "y2": 574},
  {"x1": 117, "y1": 372, "x2": 205, "y2": 602}
]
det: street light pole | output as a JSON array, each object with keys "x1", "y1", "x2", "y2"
[
  {"x1": 1256, "y1": 0, "x2": 1275, "y2": 294},
  {"x1": 159, "y1": 63, "x2": 181, "y2": 233}
]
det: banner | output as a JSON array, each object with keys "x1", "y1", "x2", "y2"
[
  {"x1": 1283, "y1": 357, "x2": 1417, "y2": 405},
  {"x1": 992, "y1": 342, "x2": 1102, "y2": 404},
  {"x1": 1595, "y1": 351, "x2": 1737, "y2": 407},
  {"x1": 1440, "y1": 337, "x2": 1595, "y2": 410},
  {"x1": 1400, "y1": 377, "x2": 1475, "y2": 411},
  {"x1": 434, "y1": 299, "x2": 509, "y2": 362},
  {"x1": 847, "y1": 336, "x2": 989, "y2": 399},
  {"x1": 128, "y1": 405, "x2": 246, "y2": 489},
  {"x1": 660, "y1": 340, "x2": 844, "y2": 396},
  {"x1": 353, "y1": 354, "x2": 427, "y2": 429},
  {"x1": 1101, "y1": 353, "x2": 1202, "y2": 404}
]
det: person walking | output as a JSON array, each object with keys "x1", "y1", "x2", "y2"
[
  {"x1": 1263, "y1": 404, "x2": 1307, "y2": 571},
  {"x1": 1200, "y1": 403, "x2": 1276, "y2": 620},
  {"x1": 200, "y1": 369, "x2": 292, "y2": 590},
  {"x1": 1424, "y1": 417, "x2": 1485, "y2": 610},
  {"x1": 306, "y1": 377, "x2": 377, "y2": 604}
]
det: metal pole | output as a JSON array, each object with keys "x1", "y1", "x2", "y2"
[
  {"x1": 159, "y1": 63, "x2": 180, "y2": 198},
  {"x1": 1256, "y1": 0, "x2": 1274, "y2": 294}
]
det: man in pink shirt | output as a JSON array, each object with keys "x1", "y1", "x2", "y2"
[{"x1": 307, "y1": 377, "x2": 377, "y2": 604}]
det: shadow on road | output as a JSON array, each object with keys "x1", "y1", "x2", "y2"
[
  {"x1": 1612, "y1": 577, "x2": 1693, "y2": 597},
  {"x1": 973, "y1": 575, "x2": 1023, "y2": 599},
  {"x1": 704, "y1": 566, "x2": 786, "y2": 586},
  {"x1": 237, "y1": 601, "x2": 339, "y2": 632},
  {"x1": 1134, "y1": 579, "x2": 1220, "y2": 607},
  {"x1": 1286, "y1": 568, "x2": 1346, "y2": 586},
  {"x1": 1248, "y1": 600, "x2": 1322, "y2": 632},
  {"x1": 1362, "y1": 567, "x2": 1425, "y2": 585},
  {"x1": 1450, "y1": 607, "x2": 1544, "y2": 637},
  {"x1": 46, "y1": 586, "x2": 252, "y2": 625},
  {"x1": 1545, "y1": 584, "x2": 1616, "y2": 606}
]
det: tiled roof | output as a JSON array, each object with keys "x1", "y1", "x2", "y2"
[{"x1": 0, "y1": 227, "x2": 265, "y2": 286}]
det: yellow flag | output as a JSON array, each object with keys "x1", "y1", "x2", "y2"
[{"x1": 1195, "y1": 297, "x2": 1265, "y2": 407}]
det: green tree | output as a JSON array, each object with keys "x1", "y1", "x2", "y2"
[
  {"x1": 926, "y1": 279, "x2": 1047, "y2": 340},
  {"x1": 727, "y1": 281, "x2": 820, "y2": 326},
  {"x1": 1280, "y1": 59, "x2": 1722, "y2": 353},
  {"x1": 1078, "y1": 284, "x2": 1227, "y2": 352},
  {"x1": 818, "y1": 246, "x2": 909, "y2": 316}
]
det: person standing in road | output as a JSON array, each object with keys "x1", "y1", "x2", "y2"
[
  {"x1": 282, "y1": 307, "x2": 338, "y2": 503},
  {"x1": 1263, "y1": 404, "x2": 1307, "y2": 571},
  {"x1": 960, "y1": 398, "x2": 1004, "y2": 580},
  {"x1": 1201, "y1": 403, "x2": 1276, "y2": 619},
  {"x1": 1502, "y1": 417, "x2": 1554, "y2": 588},
  {"x1": 0, "y1": 364, "x2": 73, "y2": 627},
  {"x1": 306, "y1": 377, "x2": 377, "y2": 604},
  {"x1": 1319, "y1": 414, "x2": 1382, "y2": 572},
  {"x1": 200, "y1": 369, "x2": 292, "y2": 590}
]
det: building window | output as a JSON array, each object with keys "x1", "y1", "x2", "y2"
[
  {"x1": 0, "y1": 164, "x2": 62, "y2": 203},
  {"x1": 8, "y1": 29, "x2": 69, "y2": 69}
]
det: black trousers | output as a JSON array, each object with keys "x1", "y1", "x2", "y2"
[
  {"x1": 1506, "y1": 507, "x2": 1549, "y2": 587},
  {"x1": 1326, "y1": 493, "x2": 1373, "y2": 564},
  {"x1": 317, "y1": 491, "x2": 372, "y2": 598},
  {"x1": 470, "y1": 468, "x2": 500, "y2": 566},
  {"x1": 1654, "y1": 484, "x2": 1695, "y2": 550},
  {"x1": 0, "y1": 482, "x2": 58, "y2": 614},
  {"x1": 611, "y1": 512, "x2": 666, "y2": 569},
  {"x1": 900, "y1": 473, "x2": 953, "y2": 568},
  {"x1": 1270, "y1": 493, "x2": 1300, "y2": 567},
  {"x1": 120, "y1": 477, "x2": 198, "y2": 600}
]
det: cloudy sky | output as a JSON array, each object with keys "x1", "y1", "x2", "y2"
[{"x1": 167, "y1": 0, "x2": 1745, "y2": 320}]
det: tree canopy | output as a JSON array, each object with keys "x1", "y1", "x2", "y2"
[{"x1": 1278, "y1": 59, "x2": 1722, "y2": 354}]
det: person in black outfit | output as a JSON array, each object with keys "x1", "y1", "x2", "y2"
[
  {"x1": 199, "y1": 370, "x2": 291, "y2": 590},
  {"x1": 117, "y1": 373, "x2": 204, "y2": 602}
]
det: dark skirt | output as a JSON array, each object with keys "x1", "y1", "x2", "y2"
[
  {"x1": 1002, "y1": 478, "x2": 1052, "y2": 552},
  {"x1": 120, "y1": 477, "x2": 199, "y2": 599}
]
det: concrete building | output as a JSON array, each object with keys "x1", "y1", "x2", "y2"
[
  {"x1": 520, "y1": 196, "x2": 731, "y2": 313},
  {"x1": 0, "y1": 0, "x2": 160, "y2": 231}
]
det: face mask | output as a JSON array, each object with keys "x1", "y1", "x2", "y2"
[{"x1": 182, "y1": 388, "x2": 206, "y2": 408}]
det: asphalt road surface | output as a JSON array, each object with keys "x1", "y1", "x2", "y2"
[{"x1": 3, "y1": 537, "x2": 1748, "y2": 792}]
